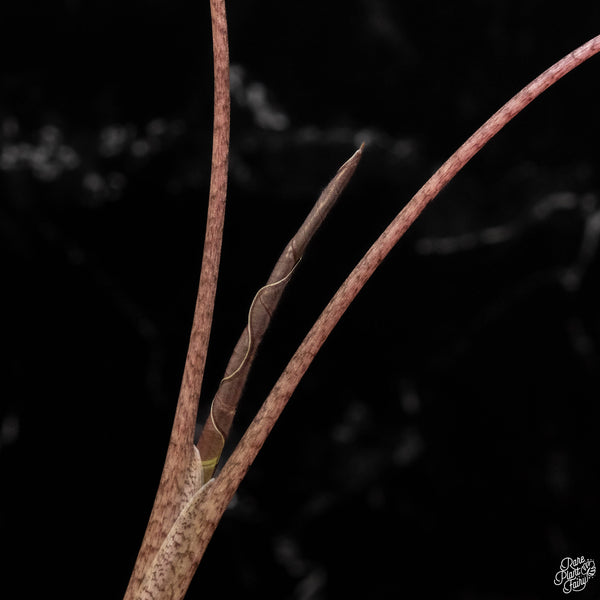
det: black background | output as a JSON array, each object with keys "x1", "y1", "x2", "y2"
[{"x1": 2, "y1": 1, "x2": 600, "y2": 598}]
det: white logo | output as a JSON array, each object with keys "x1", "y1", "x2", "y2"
[{"x1": 554, "y1": 556, "x2": 596, "y2": 593}]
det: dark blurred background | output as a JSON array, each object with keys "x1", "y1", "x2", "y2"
[{"x1": 1, "y1": 1, "x2": 600, "y2": 598}]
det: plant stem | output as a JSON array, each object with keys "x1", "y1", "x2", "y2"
[
  {"x1": 188, "y1": 32, "x2": 600, "y2": 564},
  {"x1": 122, "y1": 1, "x2": 229, "y2": 597},
  {"x1": 176, "y1": 0, "x2": 230, "y2": 446}
]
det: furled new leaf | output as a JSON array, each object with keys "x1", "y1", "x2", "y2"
[{"x1": 197, "y1": 143, "x2": 364, "y2": 480}]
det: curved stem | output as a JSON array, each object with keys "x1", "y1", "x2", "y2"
[
  {"x1": 122, "y1": 1, "x2": 230, "y2": 597},
  {"x1": 175, "y1": 0, "x2": 230, "y2": 452},
  {"x1": 197, "y1": 32, "x2": 600, "y2": 553}
]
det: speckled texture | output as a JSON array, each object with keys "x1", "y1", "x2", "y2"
[{"x1": 1, "y1": 2, "x2": 600, "y2": 598}]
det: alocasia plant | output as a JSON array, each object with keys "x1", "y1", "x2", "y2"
[{"x1": 123, "y1": 2, "x2": 600, "y2": 597}]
